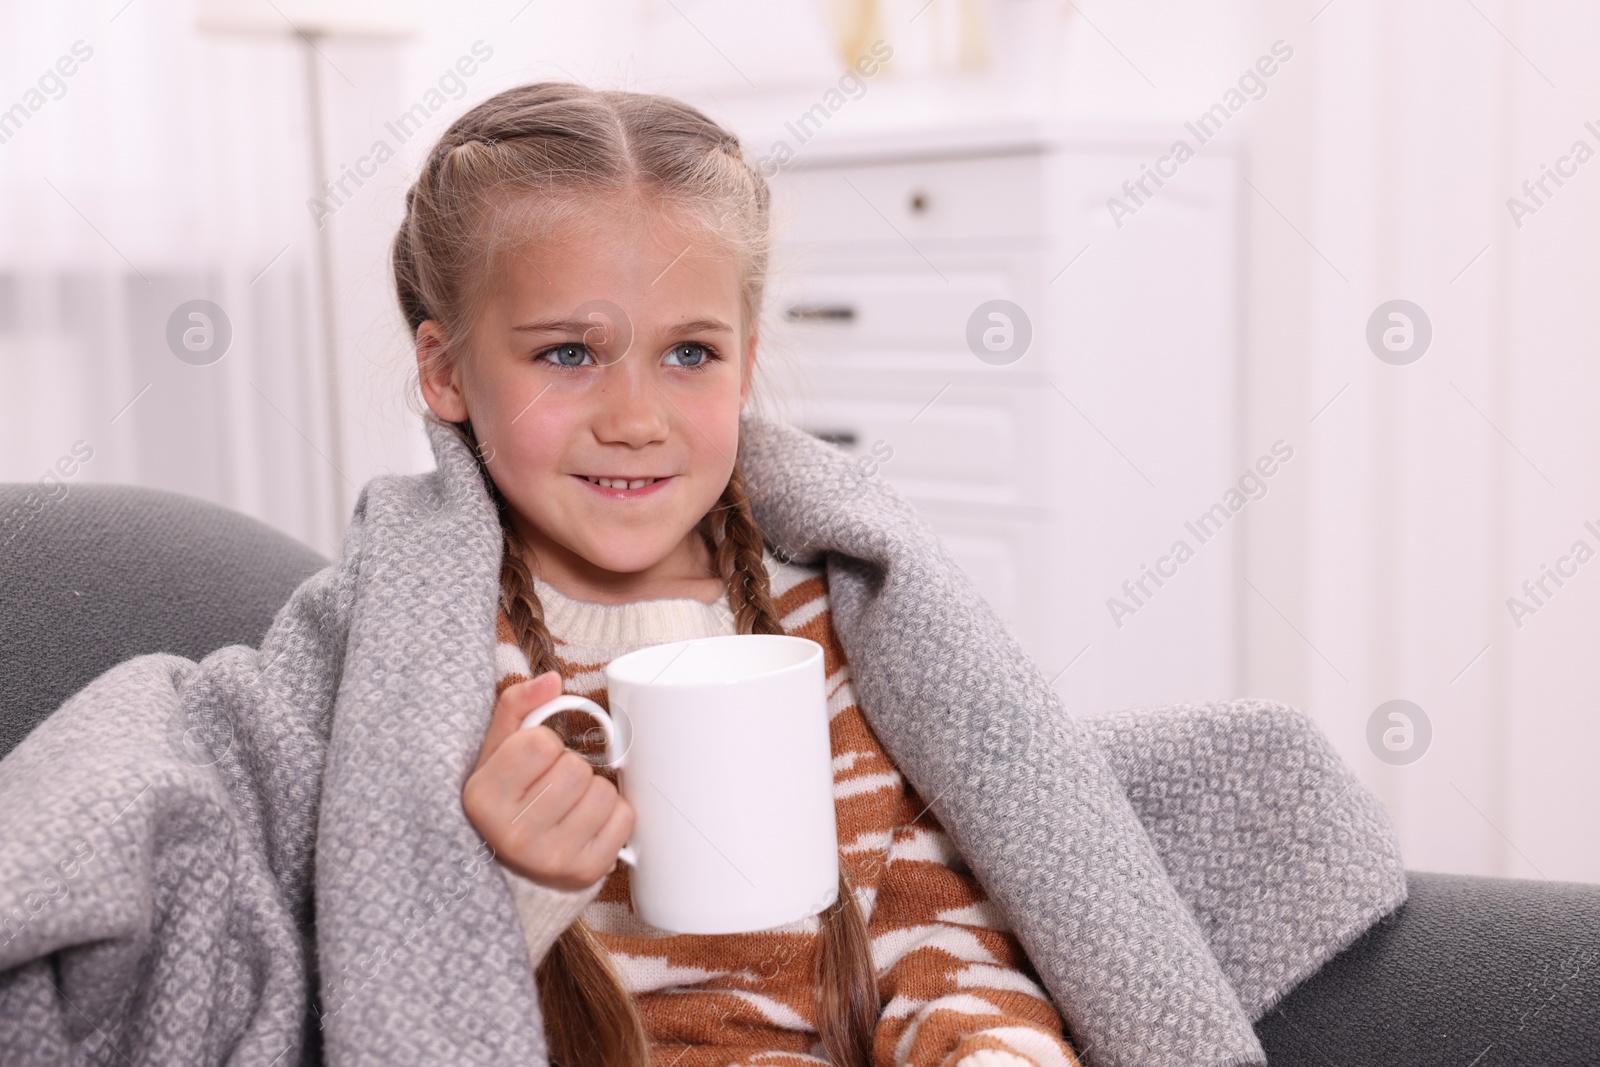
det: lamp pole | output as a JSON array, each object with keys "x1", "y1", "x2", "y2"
[
  {"x1": 197, "y1": 1, "x2": 418, "y2": 553},
  {"x1": 301, "y1": 32, "x2": 350, "y2": 545}
]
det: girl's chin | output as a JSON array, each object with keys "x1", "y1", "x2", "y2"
[{"x1": 562, "y1": 528, "x2": 693, "y2": 574}]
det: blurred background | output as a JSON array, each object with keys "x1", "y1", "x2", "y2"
[{"x1": 2, "y1": 0, "x2": 1596, "y2": 883}]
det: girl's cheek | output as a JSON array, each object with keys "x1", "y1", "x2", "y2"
[
  {"x1": 477, "y1": 414, "x2": 560, "y2": 483},
  {"x1": 500, "y1": 385, "x2": 587, "y2": 441},
  {"x1": 675, "y1": 375, "x2": 743, "y2": 422}
]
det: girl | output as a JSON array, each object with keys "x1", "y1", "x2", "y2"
[{"x1": 397, "y1": 82, "x2": 1083, "y2": 1067}]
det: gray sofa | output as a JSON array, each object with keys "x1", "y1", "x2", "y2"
[{"x1": 2, "y1": 482, "x2": 1597, "y2": 1066}]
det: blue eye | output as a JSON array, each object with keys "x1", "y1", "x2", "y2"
[
  {"x1": 538, "y1": 343, "x2": 593, "y2": 368},
  {"x1": 664, "y1": 343, "x2": 715, "y2": 369}
]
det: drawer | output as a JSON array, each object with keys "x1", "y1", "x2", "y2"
[
  {"x1": 772, "y1": 151, "x2": 1046, "y2": 245},
  {"x1": 784, "y1": 378, "x2": 1054, "y2": 510},
  {"x1": 770, "y1": 267, "x2": 1015, "y2": 352}
]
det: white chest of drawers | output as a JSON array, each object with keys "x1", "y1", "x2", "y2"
[{"x1": 762, "y1": 117, "x2": 1243, "y2": 714}]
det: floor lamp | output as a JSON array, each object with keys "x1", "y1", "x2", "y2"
[{"x1": 196, "y1": 0, "x2": 417, "y2": 548}]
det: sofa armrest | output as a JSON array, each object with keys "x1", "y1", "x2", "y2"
[
  {"x1": 1256, "y1": 869, "x2": 1600, "y2": 1066},
  {"x1": 0, "y1": 483, "x2": 327, "y2": 761}
]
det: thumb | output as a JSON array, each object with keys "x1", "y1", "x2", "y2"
[{"x1": 474, "y1": 670, "x2": 565, "y2": 772}]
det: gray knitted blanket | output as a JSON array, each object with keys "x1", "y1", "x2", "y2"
[{"x1": 0, "y1": 414, "x2": 1406, "y2": 1067}]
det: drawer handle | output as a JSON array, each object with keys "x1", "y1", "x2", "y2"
[
  {"x1": 806, "y1": 428, "x2": 859, "y2": 448},
  {"x1": 785, "y1": 303, "x2": 856, "y2": 323}
]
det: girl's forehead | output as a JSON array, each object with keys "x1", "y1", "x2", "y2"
[
  {"x1": 493, "y1": 222, "x2": 742, "y2": 317},
  {"x1": 497, "y1": 191, "x2": 722, "y2": 253}
]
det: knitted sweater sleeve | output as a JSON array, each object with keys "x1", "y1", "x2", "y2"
[
  {"x1": 498, "y1": 864, "x2": 607, "y2": 968},
  {"x1": 867, "y1": 804, "x2": 1083, "y2": 1067}
]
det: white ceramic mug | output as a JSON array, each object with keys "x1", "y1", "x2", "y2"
[{"x1": 518, "y1": 633, "x2": 839, "y2": 935}]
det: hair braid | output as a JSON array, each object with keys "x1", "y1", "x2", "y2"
[
  {"x1": 703, "y1": 455, "x2": 784, "y2": 637},
  {"x1": 499, "y1": 522, "x2": 561, "y2": 681}
]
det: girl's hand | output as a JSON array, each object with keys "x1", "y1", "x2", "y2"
[{"x1": 462, "y1": 670, "x2": 636, "y2": 891}]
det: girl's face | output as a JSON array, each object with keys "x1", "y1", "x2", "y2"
[{"x1": 417, "y1": 202, "x2": 754, "y2": 589}]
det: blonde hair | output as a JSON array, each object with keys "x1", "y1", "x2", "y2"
[{"x1": 392, "y1": 83, "x2": 877, "y2": 1067}]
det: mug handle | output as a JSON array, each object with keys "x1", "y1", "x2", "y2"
[{"x1": 518, "y1": 694, "x2": 638, "y2": 868}]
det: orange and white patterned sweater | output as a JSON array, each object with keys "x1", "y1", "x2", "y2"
[{"x1": 492, "y1": 553, "x2": 1083, "y2": 1067}]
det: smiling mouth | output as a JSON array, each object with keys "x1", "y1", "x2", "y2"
[{"x1": 580, "y1": 475, "x2": 664, "y2": 489}]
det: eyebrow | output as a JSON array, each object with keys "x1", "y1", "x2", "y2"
[
  {"x1": 510, "y1": 317, "x2": 735, "y2": 335},
  {"x1": 510, "y1": 319, "x2": 591, "y2": 334}
]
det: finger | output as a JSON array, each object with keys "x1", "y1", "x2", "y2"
[
  {"x1": 467, "y1": 723, "x2": 566, "y2": 823},
  {"x1": 501, "y1": 748, "x2": 595, "y2": 835},
  {"x1": 528, "y1": 784, "x2": 616, "y2": 885},
  {"x1": 474, "y1": 670, "x2": 564, "y2": 773},
  {"x1": 572, "y1": 791, "x2": 637, "y2": 876},
  {"x1": 549, "y1": 773, "x2": 619, "y2": 849}
]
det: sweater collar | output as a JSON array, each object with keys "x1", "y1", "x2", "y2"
[{"x1": 529, "y1": 573, "x2": 736, "y2": 653}]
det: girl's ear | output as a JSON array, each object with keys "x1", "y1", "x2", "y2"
[
  {"x1": 417, "y1": 320, "x2": 469, "y2": 422},
  {"x1": 739, "y1": 328, "x2": 759, "y2": 406}
]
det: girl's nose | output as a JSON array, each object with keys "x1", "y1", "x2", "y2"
[{"x1": 590, "y1": 352, "x2": 670, "y2": 447}]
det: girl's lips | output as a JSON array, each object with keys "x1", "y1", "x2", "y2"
[{"x1": 572, "y1": 474, "x2": 673, "y2": 500}]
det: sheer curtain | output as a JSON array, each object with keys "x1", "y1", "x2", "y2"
[{"x1": 0, "y1": 3, "x2": 349, "y2": 555}]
